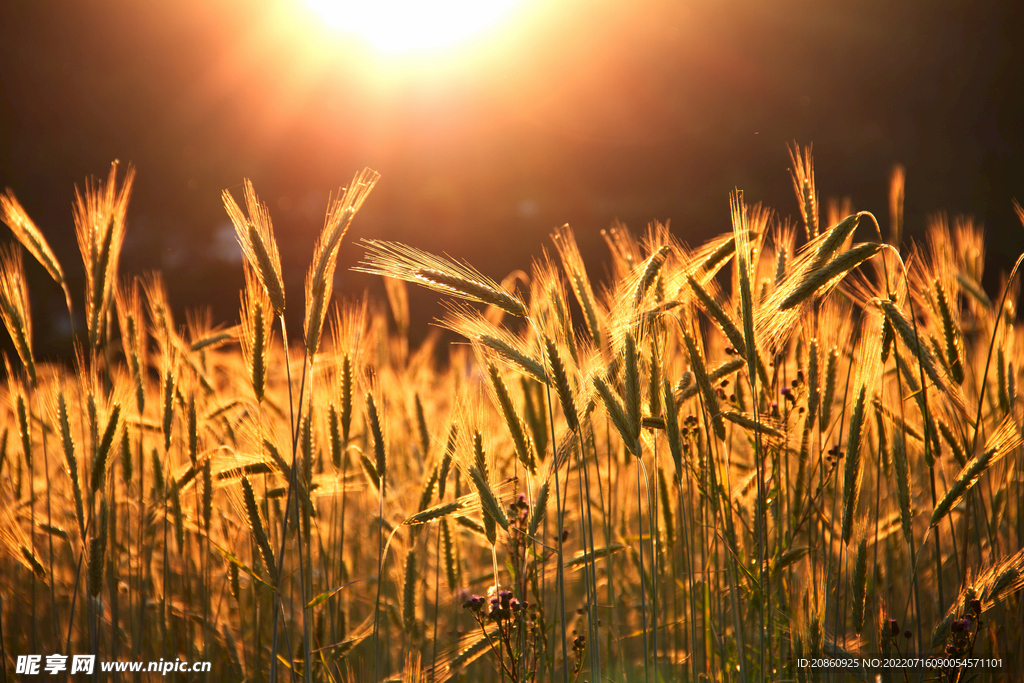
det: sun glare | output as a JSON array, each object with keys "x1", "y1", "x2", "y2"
[{"x1": 303, "y1": 0, "x2": 525, "y2": 55}]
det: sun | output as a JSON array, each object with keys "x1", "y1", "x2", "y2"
[{"x1": 303, "y1": 0, "x2": 526, "y2": 55}]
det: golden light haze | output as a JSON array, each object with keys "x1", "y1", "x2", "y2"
[{"x1": 302, "y1": 0, "x2": 527, "y2": 55}]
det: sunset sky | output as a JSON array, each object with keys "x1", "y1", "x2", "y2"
[{"x1": 2, "y1": 0, "x2": 1022, "y2": 353}]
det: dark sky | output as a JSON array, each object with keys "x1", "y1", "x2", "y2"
[{"x1": 2, "y1": 0, "x2": 1023, "y2": 356}]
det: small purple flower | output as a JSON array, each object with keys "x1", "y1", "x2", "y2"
[{"x1": 463, "y1": 594, "x2": 486, "y2": 613}]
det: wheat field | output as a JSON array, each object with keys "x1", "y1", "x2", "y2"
[{"x1": 0, "y1": 149, "x2": 1022, "y2": 682}]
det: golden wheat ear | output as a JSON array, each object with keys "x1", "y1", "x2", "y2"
[
  {"x1": 0, "y1": 245, "x2": 36, "y2": 385},
  {"x1": 788, "y1": 141, "x2": 818, "y2": 240},
  {"x1": 552, "y1": 224, "x2": 604, "y2": 349},
  {"x1": 930, "y1": 413, "x2": 1022, "y2": 528},
  {"x1": 889, "y1": 165, "x2": 906, "y2": 245},
  {"x1": 442, "y1": 302, "x2": 547, "y2": 382},
  {"x1": 73, "y1": 161, "x2": 134, "y2": 351},
  {"x1": 356, "y1": 240, "x2": 528, "y2": 318},
  {"x1": 1, "y1": 189, "x2": 71, "y2": 310},
  {"x1": 486, "y1": 362, "x2": 536, "y2": 474},
  {"x1": 115, "y1": 279, "x2": 149, "y2": 413},
  {"x1": 305, "y1": 169, "x2": 379, "y2": 357},
  {"x1": 222, "y1": 179, "x2": 286, "y2": 316},
  {"x1": 239, "y1": 265, "x2": 274, "y2": 403}
]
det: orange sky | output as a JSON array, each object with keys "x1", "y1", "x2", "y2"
[{"x1": 2, "y1": 0, "x2": 1023, "y2": 353}]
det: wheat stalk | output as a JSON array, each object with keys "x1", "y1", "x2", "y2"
[
  {"x1": 88, "y1": 500, "x2": 108, "y2": 596},
  {"x1": 852, "y1": 538, "x2": 868, "y2": 633}
]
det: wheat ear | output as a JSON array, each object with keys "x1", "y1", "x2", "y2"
[
  {"x1": 488, "y1": 364, "x2": 536, "y2": 474},
  {"x1": 930, "y1": 416, "x2": 1022, "y2": 527},
  {"x1": 240, "y1": 476, "x2": 278, "y2": 584},
  {"x1": 73, "y1": 162, "x2": 133, "y2": 350},
  {"x1": 240, "y1": 266, "x2": 272, "y2": 403},
  {"x1": 892, "y1": 430, "x2": 913, "y2": 544},
  {"x1": 1, "y1": 189, "x2": 71, "y2": 309},
  {"x1": 933, "y1": 278, "x2": 964, "y2": 384},
  {"x1": 841, "y1": 384, "x2": 867, "y2": 544},
  {"x1": 0, "y1": 246, "x2": 37, "y2": 384},
  {"x1": 357, "y1": 240, "x2": 528, "y2": 317},
  {"x1": 56, "y1": 391, "x2": 87, "y2": 539},
  {"x1": 594, "y1": 375, "x2": 637, "y2": 457},
  {"x1": 779, "y1": 243, "x2": 882, "y2": 310},
  {"x1": 788, "y1": 142, "x2": 818, "y2": 239},
  {"x1": 544, "y1": 336, "x2": 579, "y2": 432},
  {"x1": 552, "y1": 224, "x2": 603, "y2": 348},
  {"x1": 633, "y1": 245, "x2": 672, "y2": 307},
  {"x1": 115, "y1": 280, "x2": 148, "y2": 412},
  {"x1": 889, "y1": 165, "x2": 905, "y2": 245},
  {"x1": 464, "y1": 431, "x2": 509, "y2": 535},
  {"x1": 90, "y1": 404, "x2": 120, "y2": 494},
  {"x1": 304, "y1": 170, "x2": 379, "y2": 355},
  {"x1": 222, "y1": 180, "x2": 286, "y2": 315},
  {"x1": 679, "y1": 324, "x2": 725, "y2": 441}
]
